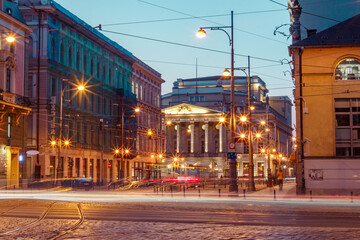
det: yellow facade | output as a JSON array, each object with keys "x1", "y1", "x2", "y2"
[{"x1": 292, "y1": 47, "x2": 360, "y2": 157}]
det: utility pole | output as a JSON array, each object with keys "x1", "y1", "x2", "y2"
[{"x1": 247, "y1": 56, "x2": 255, "y2": 191}]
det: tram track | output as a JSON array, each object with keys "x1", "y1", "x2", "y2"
[
  {"x1": 49, "y1": 203, "x2": 85, "y2": 240},
  {"x1": 0, "y1": 201, "x2": 55, "y2": 236}
]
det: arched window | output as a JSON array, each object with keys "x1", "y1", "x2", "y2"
[{"x1": 335, "y1": 58, "x2": 360, "y2": 80}]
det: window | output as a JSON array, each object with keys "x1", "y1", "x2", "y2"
[
  {"x1": 335, "y1": 58, "x2": 360, "y2": 80},
  {"x1": 7, "y1": 116, "x2": 12, "y2": 138},
  {"x1": 335, "y1": 98, "x2": 360, "y2": 156},
  {"x1": 76, "y1": 50, "x2": 81, "y2": 70},
  {"x1": 68, "y1": 46, "x2": 73, "y2": 67},
  {"x1": 6, "y1": 68, "x2": 12, "y2": 92},
  {"x1": 189, "y1": 96, "x2": 205, "y2": 102},
  {"x1": 257, "y1": 162, "x2": 264, "y2": 176}
]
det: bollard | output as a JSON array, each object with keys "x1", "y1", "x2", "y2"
[
  {"x1": 224, "y1": 182, "x2": 226, "y2": 188},
  {"x1": 154, "y1": 186, "x2": 156, "y2": 193},
  {"x1": 310, "y1": 190, "x2": 312, "y2": 201},
  {"x1": 203, "y1": 183, "x2": 205, "y2": 189},
  {"x1": 183, "y1": 187, "x2": 186, "y2": 198},
  {"x1": 171, "y1": 185, "x2": 173, "y2": 197},
  {"x1": 214, "y1": 183, "x2": 216, "y2": 189},
  {"x1": 274, "y1": 189, "x2": 276, "y2": 200},
  {"x1": 198, "y1": 189, "x2": 201, "y2": 198},
  {"x1": 219, "y1": 189, "x2": 221, "y2": 198},
  {"x1": 243, "y1": 189, "x2": 246, "y2": 199},
  {"x1": 351, "y1": 192, "x2": 353, "y2": 203},
  {"x1": 161, "y1": 186, "x2": 164, "y2": 196}
]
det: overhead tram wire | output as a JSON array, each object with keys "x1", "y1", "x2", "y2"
[
  {"x1": 99, "y1": 29, "x2": 282, "y2": 64},
  {"x1": 100, "y1": 9, "x2": 286, "y2": 27},
  {"x1": 137, "y1": 0, "x2": 288, "y2": 45}
]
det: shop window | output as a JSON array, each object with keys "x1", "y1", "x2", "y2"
[{"x1": 335, "y1": 58, "x2": 360, "y2": 80}]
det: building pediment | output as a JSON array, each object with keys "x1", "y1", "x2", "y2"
[{"x1": 163, "y1": 103, "x2": 222, "y2": 115}]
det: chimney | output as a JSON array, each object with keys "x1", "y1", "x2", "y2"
[{"x1": 307, "y1": 29, "x2": 317, "y2": 37}]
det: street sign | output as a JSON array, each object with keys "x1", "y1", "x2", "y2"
[
  {"x1": 227, "y1": 152, "x2": 237, "y2": 159},
  {"x1": 26, "y1": 150, "x2": 39, "y2": 155},
  {"x1": 108, "y1": 163, "x2": 112, "y2": 168}
]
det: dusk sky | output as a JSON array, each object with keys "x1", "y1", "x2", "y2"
[{"x1": 57, "y1": 0, "x2": 294, "y2": 98}]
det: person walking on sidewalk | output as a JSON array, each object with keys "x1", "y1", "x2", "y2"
[{"x1": 276, "y1": 168, "x2": 285, "y2": 190}]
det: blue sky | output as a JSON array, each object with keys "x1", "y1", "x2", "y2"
[{"x1": 57, "y1": 0, "x2": 293, "y2": 98}]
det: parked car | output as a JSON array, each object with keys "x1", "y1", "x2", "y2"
[{"x1": 62, "y1": 178, "x2": 93, "y2": 190}]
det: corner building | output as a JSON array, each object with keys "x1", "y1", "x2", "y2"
[
  {"x1": 19, "y1": 0, "x2": 136, "y2": 184},
  {"x1": 0, "y1": 0, "x2": 32, "y2": 188},
  {"x1": 290, "y1": 13, "x2": 360, "y2": 194}
]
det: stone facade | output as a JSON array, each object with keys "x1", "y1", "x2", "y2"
[
  {"x1": 19, "y1": 0, "x2": 136, "y2": 184},
  {"x1": 0, "y1": 0, "x2": 32, "y2": 188}
]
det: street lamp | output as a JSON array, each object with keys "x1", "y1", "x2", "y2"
[
  {"x1": 197, "y1": 11, "x2": 238, "y2": 192},
  {"x1": 5, "y1": 36, "x2": 15, "y2": 43},
  {"x1": 55, "y1": 79, "x2": 85, "y2": 184}
]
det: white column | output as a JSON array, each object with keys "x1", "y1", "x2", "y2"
[
  {"x1": 205, "y1": 122, "x2": 209, "y2": 153},
  {"x1": 219, "y1": 123, "x2": 224, "y2": 153},
  {"x1": 190, "y1": 122, "x2": 195, "y2": 153},
  {"x1": 176, "y1": 123, "x2": 180, "y2": 153}
]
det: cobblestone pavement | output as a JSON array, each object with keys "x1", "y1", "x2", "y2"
[
  {"x1": 65, "y1": 220, "x2": 360, "y2": 240},
  {"x1": 1, "y1": 197, "x2": 360, "y2": 239}
]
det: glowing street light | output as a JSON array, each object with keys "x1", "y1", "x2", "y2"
[
  {"x1": 219, "y1": 116, "x2": 226, "y2": 123},
  {"x1": 250, "y1": 106, "x2": 255, "y2": 111},
  {"x1": 240, "y1": 133, "x2": 246, "y2": 139},
  {"x1": 255, "y1": 133, "x2": 261, "y2": 138},
  {"x1": 261, "y1": 148, "x2": 266, "y2": 153},
  {"x1": 6, "y1": 36, "x2": 15, "y2": 43},
  {"x1": 223, "y1": 69, "x2": 230, "y2": 77},
  {"x1": 135, "y1": 107, "x2": 140, "y2": 113},
  {"x1": 147, "y1": 130, "x2": 153, "y2": 136},
  {"x1": 260, "y1": 120, "x2": 266, "y2": 125},
  {"x1": 115, "y1": 149, "x2": 120, "y2": 154},
  {"x1": 125, "y1": 149, "x2": 130, "y2": 154},
  {"x1": 64, "y1": 140, "x2": 70, "y2": 146},
  {"x1": 51, "y1": 140, "x2": 56, "y2": 146},
  {"x1": 196, "y1": 29, "x2": 207, "y2": 38},
  {"x1": 77, "y1": 85, "x2": 85, "y2": 91},
  {"x1": 240, "y1": 116, "x2": 247, "y2": 122},
  {"x1": 272, "y1": 148, "x2": 276, "y2": 153}
]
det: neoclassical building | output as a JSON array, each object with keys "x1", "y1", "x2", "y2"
[
  {"x1": 19, "y1": 0, "x2": 136, "y2": 184},
  {"x1": 162, "y1": 76, "x2": 293, "y2": 179},
  {"x1": 0, "y1": 0, "x2": 32, "y2": 188}
]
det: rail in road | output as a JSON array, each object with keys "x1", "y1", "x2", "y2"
[{"x1": 0, "y1": 201, "x2": 85, "y2": 239}]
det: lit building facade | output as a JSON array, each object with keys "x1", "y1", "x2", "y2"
[
  {"x1": 132, "y1": 57, "x2": 165, "y2": 180},
  {"x1": 0, "y1": 0, "x2": 32, "y2": 188},
  {"x1": 162, "y1": 76, "x2": 293, "y2": 179},
  {"x1": 19, "y1": 0, "x2": 136, "y2": 184},
  {"x1": 290, "y1": 12, "x2": 360, "y2": 194}
]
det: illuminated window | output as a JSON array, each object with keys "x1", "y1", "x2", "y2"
[
  {"x1": 7, "y1": 116, "x2": 12, "y2": 138},
  {"x1": 335, "y1": 58, "x2": 360, "y2": 80}
]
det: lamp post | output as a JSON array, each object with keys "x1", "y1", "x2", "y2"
[
  {"x1": 232, "y1": 56, "x2": 255, "y2": 191},
  {"x1": 197, "y1": 11, "x2": 238, "y2": 192},
  {"x1": 55, "y1": 80, "x2": 85, "y2": 184}
]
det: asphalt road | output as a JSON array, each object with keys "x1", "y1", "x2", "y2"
[{"x1": 1, "y1": 198, "x2": 360, "y2": 239}]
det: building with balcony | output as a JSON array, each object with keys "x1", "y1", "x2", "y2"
[
  {"x1": 290, "y1": 11, "x2": 360, "y2": 194},
  {"x1": 18, "y1": 0, "x2": 136, "y2": 184},
  {"x1": 162, "y1": 76, "x2": 293, "y2": 179},
  {"x1": 0, "y1": 0, "x2": 32, "y2": 188},
  {"x1": 132, "y1": 57, "x2": 165, "y2": 180}
]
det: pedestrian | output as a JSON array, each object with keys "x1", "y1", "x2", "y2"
[{"x1": 276, "y1": 168, "x2": 285, "y2": 190}]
